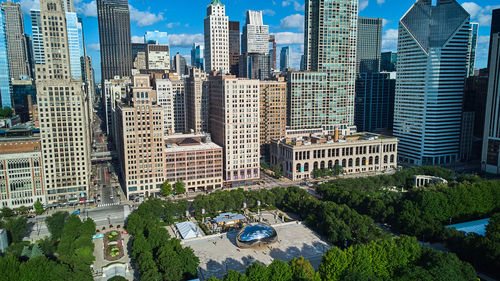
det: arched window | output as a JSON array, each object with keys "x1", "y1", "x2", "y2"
[
  {"x1": 320, "y1": 161, "x2": 325, "y2": 169},
  {"x1": 313, "y1": 162, "x2": 318, "y2": 170},
  {"x1": 384, "y1": 155, "x2": 388, "y2": 164},
  {"x1": 328, "y1": 160, "x2": 333, "y2": 169},
  {"x1": 355, "y1": 158, "x2": 360, "y2": 167},
  {"x1": 362, "y1": 157, "x2": 367, "y2": 166},
  {"x1": 348, "y1": 159, "x2": 353, "y2": 167},
  {"x1": 369, "y1": 156, "x2": 373, "y2": 165},
  {"x1": 304, "y1": 163, "x2": 309, "y2": 172},
  {"x1": 375, "y1": 156, "x2": 379, "y2": 164},
  {"x1": 296, "y1": 163, "x2": 302, "y2": 172}
]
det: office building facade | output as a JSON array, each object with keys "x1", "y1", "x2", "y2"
[
  {"x1": 301, "y1": 0, "x2": 357, "y2": 132},
  {"x1": 260, "y1": 79, "x2": 287, "y2": 147},
  {"x1": 209, "y1": 74, "x2": 260, "y2": 188},
  {"x1": 164, "y1": 134, "x2": 223, "y2": 193},
  {"x1": 204, "y1": 0, "x2": 229, "y2": 73},
  {"x1": 36, "y1": 0, "x2": 90, "y2": 203},
  {"x1": 1, "y1": 1, "x2": 30, "y2": 80},
  {"x1": 229, "y1": 21, "x2": 240, "y2": 76},
  {"x1": 116, "y1": 75, "x2": 165, "y2": 200},
  {"x1": 394, "y1": 0, "x2": 471, "y2": 165},
  {"x1": 357, "y1": 17, "x2": 382, "y2": 74},
  {"x1": 191, "y1": 43, "x2": 205, "y2": 71},
  {"x1": 0, "y1": 9, "x2": 12, "y2": 109},
  {"x1": 0, "y1": 126, "x2": 46, "y2": 209},
  {"x1": 66, "y1": 12, "x2": 84, "y2": 79},
  {"x1": 466, "y1": 23, "x2": 478, "y2": 77},
  {"x1": 30, "y1": 10, "x2": 44, "y2": 65},
  {"x1": 355, "y1": 72, "x2": 395, "y2": 133},
  {"x1": 239, "y1": 53, "x2": 271, "y2": 80},
  {"x1": 185, "y1": 67, "x2": 209, "y2": 133},
  {"x1": 242, "y1": 10, "x2": 269, "y2": 54},
  {"x1": 146, "y1": 44, "x2": 170, "y2": 70},
  {"x1": 380, "y1": 51, "x2": 397, "y2": 72},
  {"x1": 279, "y1": 47, "x2": 290, "y2": 72},
  {"x1": 270, "y1": 133, "x2": 398, "y2": 181},
  {"x1": 97, "y1": 0, "x2": 133, "y2": 81},
  {"x1": 482, "y1": 32, "x2": 500, "y2": 173}
]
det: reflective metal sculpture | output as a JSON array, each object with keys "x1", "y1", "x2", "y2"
[{"x1": 236, "y1": 223, "x2": 278, "y2": 248}]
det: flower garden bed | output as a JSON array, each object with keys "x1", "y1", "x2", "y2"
[{"x1": 103, "y1": 231, "x2": 124, "y2": 261}]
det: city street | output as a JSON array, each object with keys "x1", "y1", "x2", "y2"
[{"x1": 27, "y1": 205, "x2": 128, "y2": 241}]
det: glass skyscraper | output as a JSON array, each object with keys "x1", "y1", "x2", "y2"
[
  {"x1": 191, "y1": 43, "x2": 204, "y2": 70},
  {"x1": 66, "y1": 12, "x2": 83, "y2": 79},
  {"x1": 30, "y1": 10, "x2": 45, "y2": 65},
  {"x1": 0, "y1": 9, "x2": 12, "y2": 108},
  {"x1": 394, "y1": 0, "x2": 471, "y2": 166},
  {"x1": 357, "y1": 17, "x2": 382, "y2": 74},
  {"x1": 279, "y1": 46, "x2": 290, "y2": 71}
]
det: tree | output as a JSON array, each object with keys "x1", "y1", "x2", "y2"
[
  {"x1": 5, "y1": 216, "x2": 28, "y2": 243},
  {"x1": 0, "y1": 107, "x2": 13, "y2": 118},
  {"x1": 273, "y1": 165, "x2": 283, "y2": 179},
  {"x1": 261, "y1": 162, "x2": 270, "y2": 170},
  {"x1": 333, "y1": 164, "x2": 344, "y2": 176},
  {"x1": 16, "y1": 206, "x2": 29, "y2": 216},
  {"x1": 0, "y1": 207, "x2": 14, "y2": 218},
  {"x1": 174, "y1": 180, "x2": 186, "y2": 195},
  {"x1": 246, "y1": 262, "x2": 269, "y2": 281},
  {"x1": 290, "y1": 257, "x2": 315, "y2": 281},
  {"x1": 160, "y1": 180, "x2": 172, "y2": 196},
  {"x1": 267, "y1": 259, "x2": 292, "y2": 281},
  {"x1": 34, "y1": 200, "x2": 44, "y2": 215},
  {"x1": 318, "y1": 247, "x2": 348, "y2": 281},
  {"x1": 45, "y1": 211, "x2": 69, "y2": 240}
]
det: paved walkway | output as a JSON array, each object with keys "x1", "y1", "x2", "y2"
[{"x1": 92, "y1": 228, "x2": 134, "y2": 281}]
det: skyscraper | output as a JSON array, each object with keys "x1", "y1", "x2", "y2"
[
  {"x1": 36, "y1": 0, "x2": 90, "y2": 203},
  {"x1": 280, "y1": 46, "x2": 290, "y2": 71},
  {"x1": 0, "y1": 9, "x2": 12, "y2": 108},
  {"x1": 191, "y1": 43, "x2": 205, "y2": 70},
  {"x1": 66, "y1": 12, "x2": 84, "y2": 79},
  {"x1": 466, "y1": 23, "x2": 478, "y2": 77},
  {"x1": 394, "y1": 0, "x2": 471, "y2": 166},
  {"x1": 30, "y1": 10, "x2": 44, "y2": 65},
  {"x1": 185, "y1": 67, "x2": 209, "y2": 133},
  {"x1": 229, "y1": 21, "x2": 240, "y2": 76},
  {"x1": 204, "y1": 0, "x2": 229, "y2": 73},
  {"x1": 239, "y1": 53, "x2": 271, "y2": 80},
  {"x1": 242, "y1": 10, "x2": 269, "y2": 54},
  {"x1": 482, "y1": 9, "x2": 500, "y2": 174},
  {"x1": 355, "y1": 72, "x2": 395, "y2": 133},
  {"x1": 380, "y1": 52, "x2": 397, "y2": 72},
  {"x1": 269, "y1": 35, "x2": 277, "y2": 70},
  {"x1": 97, "y1": 0, "x2": 132, "y2": 81},
  {"x1": 209, "y1": 74, "x2": 260, "y2": 188},
  {"x1": 289, "y1": 0, "x2": 357, "y2": 132},
  {"x1": 173, "y1": 53, "x2": 187, "y2": 76},
  {"x1": 357, "y1": 17, "x2": 382, "y2": 74},
  {"x1": 1, "y1": 1, "x2": 30, "y2": 80}
]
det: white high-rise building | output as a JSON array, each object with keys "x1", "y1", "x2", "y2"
[
  {"x1": 242, "y1": 10, "x2": 269, "y2": 54},
  {"x1": 35, "y1": 0, "x2": 91, "y2": 203},
  {"x1": 209, "y1": 74, "x2": 260, "y2": 188},
  {"x1": 204, "y1": 0, "x2": 229, "y2": 73},
  {"x1": 156, "y1": 78, "x2": 185, "y2": 135},
  {"x1": 30, "y1": 10, "x2": 44, "y2": 65},
  {"x1": 394, "y1": 0, "x2": 471, "y2": 166}
]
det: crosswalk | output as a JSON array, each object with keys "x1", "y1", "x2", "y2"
[{"x1": 97, "y1": 202, "x2": 120, "y2": 208}]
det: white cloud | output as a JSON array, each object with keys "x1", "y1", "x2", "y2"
[
  {"x1": 382, "y1": 19, "x2": 390, "y2": 27},
  {"x1": 87, "y1": 43, "x2": 100, "y2": 51},
  {"x1": 272, "y1": 32, "x2": 304, "y2": 45},
  {"x1": 129, "y1": 5, "x2": 164, "y2": 27},
  {"x1": 377, "y1": 0, "x2": 385, "y2": 5},
  {"x1": 478, "y1": 35, "x2": 489, "y2": 44},
  {"x1": 168, "y1": 34, "x2": 204, "y2": 47},
  {"x1": 131, "y1": 36, "x2": 143, "y2": 44},
  {"x1": 282, "y1": 0, "x2": 304, "y2": 12},
  {"x1": 262, "y1": 9, "x2": 276, "y2": 16},
  {"x1": 20, "y1": 0, "x2": 39, "y2": 14},
  {"x1": 166, "y1": 22, "x2": 180, "y2": 28},
  {"x1": 279, "y1": 14, "x2": 304, "y2": 31},
  {"x1": 382, "y1": 28, "x2": 398, "y2": 51},
  {"x1": 359, "y1": 0, "x2": 369, "y2": 11},
  {"x1": 462, "y1": 2, "x2": 500, "y2": 26},
  {"x1": 76, "y1": 0, "x2": 97, "y2": 17}
]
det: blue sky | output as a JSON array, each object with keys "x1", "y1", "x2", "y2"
[{"x1": 18, "y1": 0, "x2": 500, "y2": 83}]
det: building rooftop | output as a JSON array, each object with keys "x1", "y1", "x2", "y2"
[
  {"x1": 175, "y1": 221, "x2": 202, "y2": 240},
  {"x1": 0, "y1": 122, "x2": 40, "y2": 141},
  {"x1": 276, "y1": 132, "x2": 396, "y2": 148},
  {"x1": 164, "y1": 133, "x2": 221, "y2": 153},
  {"x1": 213, "y1": 212, "x2": 246, "y2": 224}
]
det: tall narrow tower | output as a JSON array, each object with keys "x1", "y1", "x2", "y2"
[
  {"x1": 97, "y1": 0, "x2": 132, "y2": 81},
  {"x1": 1, "y1": 1, "x2": 30, "y2": 80},
  {"x1": 35, "y1": 0, "x2": 91, "y2": 203},
  {"x1": 394, "y1": 0, "x2": 471, "y2": 166},
  {"x1": 204, "y1": 0, "x2": 229, "y2": 73}
]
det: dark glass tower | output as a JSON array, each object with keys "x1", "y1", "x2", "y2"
[
  {"x1": 229, "y1": 21, "x2": 240, "y2": 76},
  {"x1": 357, "y1": 17, "x2": 382, "y2": 74},
  {"x1": 97, "y1": 0, "x2": 132, "y2": 81}
]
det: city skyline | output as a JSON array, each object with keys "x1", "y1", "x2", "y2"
[{"x1": 15, "y1": 0, "x2": 498, "y2": 83}]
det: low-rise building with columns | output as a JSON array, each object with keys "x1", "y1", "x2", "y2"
[{"x1": 270, "y1": 132, "x2": 398, "y2": 181}]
